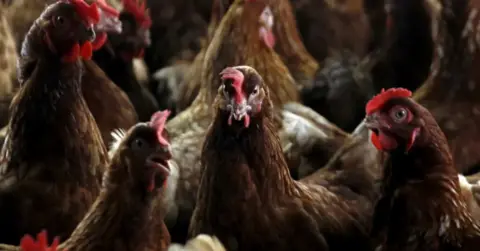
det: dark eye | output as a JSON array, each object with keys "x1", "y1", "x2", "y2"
[
  {"x1": 252, "y1": 86, "x2": 259, "y2": 95},
  {"x1": 54, "y1": 16, "x2": 65, "y2": 26},
  {"x1": 389, "y1": 106, "x2": 409, "y2": 123},
  {"x1": 131, "y1": 138, "x2": 148, "y2": 151}
]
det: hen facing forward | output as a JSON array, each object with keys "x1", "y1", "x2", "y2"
[{"x1": 190, "y1": 66, "x2": 372, "y2": 251}]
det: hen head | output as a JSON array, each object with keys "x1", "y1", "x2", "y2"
[
  {"x1": 34, "y1": 0, "x2": 101, "y2": 62},
  {"x1": 91, "y1": 0, "x2": 122, "y2": 50},
  {"x1": 228, "y1": 0, "x2": 275, "y2": 49},
  {"x1": 364, "y1": 88, "x2": 438, "y2": 153},
  {"x1": 109, "y1": 110, "x2": 172, "y2": 193},
  {"x1": 217, "y1": 66, "x2": 267, "y2": 128},
  {"x1": 106, "y1": 0, "x2": 151, "y2": 61}
]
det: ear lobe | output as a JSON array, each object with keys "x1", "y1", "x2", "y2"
[
  {"x1": 406, "y1": 127, "x2": 420, "y2": 152},
  {"x1": 370, "y1": 132, "x2": 384, "y2": 151}
]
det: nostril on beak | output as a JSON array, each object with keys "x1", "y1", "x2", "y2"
[{"x1": 87, "y1": 27, "x2": 96, "y2": 42}]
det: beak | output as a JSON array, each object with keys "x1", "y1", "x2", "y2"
[
  {"x1": 147, "y1": 144, "x2": 172, "y2": 174},
  {"x1": 87, "y1": 26, "x2": 96, "y2": 42},
  {"x1": 228, "y1": 99, "x2": 252, "y2": 128},
  {"x1": 364, "y1": 112, "x2": 391, "y2": 133}
]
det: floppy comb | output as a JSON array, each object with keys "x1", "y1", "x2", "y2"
[
  {"x1": 220, "y1": 67, "x2": 245, "y2": 105},
  {"x1": 96, "y1": 0, "x2": 120, "y2": 17},
  {"x1": 122, "y1": 0, "x2": 152, "y2": 28},
  {"x1": 20, "y1": 230, "x2": 60, "y2": 251},
  {"x1": 366, "y1": 88, "x2": 412, "y2": 115},
  {"x1": 150, "y1": 110, "x2": 171, "y2": 147},
  {"x1": 64, "y1": 0, "x2": 100, "y2": 25}
]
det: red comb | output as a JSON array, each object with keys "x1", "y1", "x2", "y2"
[
  {"x1": 65, "y1": 0, "x2": 100, "y2": 25},
  {"x1": 20, "y1": 230, "x2": 61, "y2": 251},
  {"x1": 150, "y1": 110, "x2": 171, "y2": 147},
  {"x1": 96, "y1": 0, "x2": 120, "y2": 17},
  {"x1": 122, "y1": 0, "x2": 152, "y2": 28},
  {"x1": 366, "y1": 88, "x2": 412, "y2": 115},
  {"x1": 220, "y1": 67, "x2": 245, "y2": 105}
]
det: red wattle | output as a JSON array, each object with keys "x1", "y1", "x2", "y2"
[
  {"x1": 80, "y1": 41, "x2": 93, "y2": 60},
  {"x1": 61, "y1": 43, "x2": 80, "y2": 63},
  {"x1": 92, "y1": 32, "x2": 108, "y2": 51},
  {"x1": 244, "y1": 115, "x2": 250, "y2": 128}
]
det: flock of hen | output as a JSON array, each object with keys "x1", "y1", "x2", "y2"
[{"x1": 0, "y1": 0, "x2": 478, "y2": 250}]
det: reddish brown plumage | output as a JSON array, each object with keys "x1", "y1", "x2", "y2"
[
  {"x1": 0, "y1": 0, "x2": 108, "y2": 245},
  {"x1": 190, "y1": 66, "x2": 372, "y2": 251},
  {"x1": 0, "y1": 115, "x2": 173, "y2": 251},
  {"x1": 365, "y1": 89, "x2": 480, "y2": 251},
  {"x1": 413, "y1": 0, "x2": 480, "y2": 174}
]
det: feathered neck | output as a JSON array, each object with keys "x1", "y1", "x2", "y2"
[
  {"x1": 273, "y1": 0, "x2": 318, "y2": 79},
  {"x1": 2, "y1": 26, "x2": 105, "y2": 182},
  {"x1": 192, "y1": 2, "x2": 298, "y2": 107},
  {"x1": 60, "y1": 158, "x2": 157, "y2": 251},
  {"x1": 200, "y1": 103, "x2": 297, "y2": 204},
  {"x1": 373, "y1": 126, "x2": 480, "y2": 249}
]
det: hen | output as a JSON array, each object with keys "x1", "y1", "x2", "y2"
[
  {"x1": 365, "y1": 88, "x2": 480, "y2": 251},
  {"x1": 190, "y1": 66, "x2": 372, "y2": 251},
  {"x1": 0, "y1": 111, "x2": 173, "y2": 251},
  {"x1": 177, "y1": 0, "x2": 316, "y2": 111},
  {"x1": 164, "y1": 0, "x2": 348, "y2": 242},
  {"x1": 92, "y1": 0, "x2": 159, "y2": 122},
  {"x1": 0, "y1": 0, "x2": 107, "y2": 244}
]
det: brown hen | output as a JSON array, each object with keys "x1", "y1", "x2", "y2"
[
  {"x1": 0, "y1": 0, "x2": 107, "y2": 244},
  {"x1": 0, "y1": 111, "x2": 173, "y2": 251},
  {"x1": 190, "y1": 66, "x2": 372, "y2": 251},
  {"x1": 365, "y1": 88, "x2": 480, "y2": 251}
]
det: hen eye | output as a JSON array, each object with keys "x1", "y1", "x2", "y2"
[
  {"x1": 389, "y1": 106, "x2": 409, "y2": 123},
  {"x1": 131, "y1": 138, "x2": 148, "y2": 151},
  {"x1": 252, "y1": 86, "x2": 259, "y2": 95},
  {"x1": 54, "y1": 16, "x2": 65, "y2": 26}
]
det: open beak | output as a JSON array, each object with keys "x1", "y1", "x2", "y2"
[
  {"x1": 145, "y1": 145, "x2": 172, "y2": 191},
  {"x1": 364, "y1": 112, "x2": 392, "y2": 134},
  {"x1": 147, "y1": 145, "x2": 172, "y2": 174}
]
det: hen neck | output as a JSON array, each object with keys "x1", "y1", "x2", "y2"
[
  {"x1": 377, "y1": 142, "x2": 480, "y2": 249},
  {"x1": 201, "y1": 109, "x2": 296, "y2": 204},
  {"x1": 61, "y1": 178, "x2": 156, "y2": 251},
  {"x1": 4, "y1": 55, "x2": 105, "y2": 182}
]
